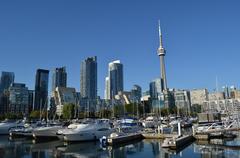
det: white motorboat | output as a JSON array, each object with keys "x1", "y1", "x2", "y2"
[
  {"x1": 56, "y1": 122, "x2": 80, "y2": 140},
  {"x1": 118, "y1": 118, "x2": 142, "y2": 133},
  {"x1": 195, "y1": 123, "x2": 224, "y2": 134},
  {"x1": 169, "y1": 120, "x2": 179, "y2": 127},
  {"x1": 0, "y1": 120, "x2": 24, "y2": 135},
  {"x1": 181, "y1": 119, "x2": 193, "y2": 128},
  {"x1": 59, "y1": 119, "x2": 113, "y2": 142},
  {"x1": 10, "y1": 122, "x2": 44, "y2": 138},
  {"x1": 142, "y1": 116, "x2": 159, "y2": 128},
  {"x1": 9, "y1": 125, "x2": 33, "y2": 138},
  {"x1": 32, "y1": 123, "x2": 62, "y2": 140}
]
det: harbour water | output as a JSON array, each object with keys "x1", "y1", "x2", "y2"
[{"x1": 1, "y1": 134, "x2": 240, "y2": 158}]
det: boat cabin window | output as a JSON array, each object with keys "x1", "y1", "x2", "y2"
[{"x1": 97, "y1": 128, "x2": 109, "y2": 131}]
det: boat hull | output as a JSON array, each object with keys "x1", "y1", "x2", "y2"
[
  {"x1": 10, "y1": 131, "x2": 33, "y2": 138},
  {"x1": 33, "y1": 126, "x2": 62, "y2": 140},
  {"x1": 64, "y1": 130, "x2": 113, "y2": 142}
]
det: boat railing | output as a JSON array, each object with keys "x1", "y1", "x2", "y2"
[
  {"x1": 226, "y1": 120, "x2": 237, "y2": 129},
  {"x1": 206, "y1": 123, "x2": 222, "y2": 131}
]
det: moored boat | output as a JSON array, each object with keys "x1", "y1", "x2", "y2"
[
  {"x1": 117, "y1": 118, "x2": 142, "y2": 133},
  {"x1": 142, "y1": 116, "x2": 159, "y2": 128},
  {"x1": 60, "y1": 119, "x2": 114, "y2": 142},
  {"x1": 32, "y1": 122, "x2": 62, "y2": 140},
  {"x1": 0, "y1": 120, "x2": 25, "y2": 135}
]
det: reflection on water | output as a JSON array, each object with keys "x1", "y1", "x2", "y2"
[{"x1": 1, "y1": 135, "x2": 240, "y2": 158}]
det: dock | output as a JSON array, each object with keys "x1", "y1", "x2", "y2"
[
  {"x1": 107, "y1": 133, "x2": 143, "y2": 146},
  {"x1": 194, "y1": 131, "x2": 237, "y2": 140},
  {"x1": 194, "y1": 134, "x2": 209, "y2": 140},
  {"x1": 142, "y1": 133, "x2": 178, "y2": 139},
  {"x1": 195, "y1": 127, "x2": 240, "y2": 134},
  {"x1": 161, "y1": 135, "x2": 195, "y2": 150}
]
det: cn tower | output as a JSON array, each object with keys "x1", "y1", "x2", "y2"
[{"x1": 157, "y1": 21, "x2": 168, "y2": 92}]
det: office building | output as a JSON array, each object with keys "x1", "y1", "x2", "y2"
[
  {"x1": 0, "y1": 71, "x2": 15, "y2": 94},
  {"x1": 34, "y1": 69, "x2": 49, "y2": 111},
  {"x1": 80, "y1": 56, "x2": 97, "y2": 99},
  {"x1": 53, "y1": 87, "x2": 76, "y2": 116},
  {"x1": 131, "y1": 85, "x2": 142, "y2": 103},
  {"x1": 105, "y1": 60, "x2": 123, "y2": 99},
  {"x1": 208, "y1": 92, "x2": 225, "y2": 101},
  {"x1": 28, "y1": 90, "x2": 34, "y2": 113},
  {"x1": 174, "y1": 89, "x2": 191, "y2": 115},
  {"x1": 52, "y1": 67, "x2": 67, "y2": 92},
  {"x1": 104, "y1": 77, "x2": 110, "y2": 99},
  {"x1": 190, "y1": 89, "x2": 208, "y2": 106},
  {"x1": 149, "y1": 78, "x2": 161, "y2": 99},
  {"x1": 230, "y1": 89, "x2": 240, "y2": 99},
  {"x1": 0, "y1": 71, "x2": 14, "y2": 114},
  {"x1": 114, "y1": 91, "x2": 132, "y2": 105},
  {"x1": 9, "y1": 83, "x2": 29, "y2": 115}
]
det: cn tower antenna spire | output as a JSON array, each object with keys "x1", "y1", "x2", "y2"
[{"x1": 158, "y1": 20, "x2": 163, "y2": 48}]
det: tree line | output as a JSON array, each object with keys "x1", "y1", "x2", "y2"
[{"x1": 0, "y1": 103, "x2": 202, "y2": 121}]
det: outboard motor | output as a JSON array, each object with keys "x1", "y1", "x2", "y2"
[{"x1": 100, "y1": 136, "x2": 107, "y2": 147}]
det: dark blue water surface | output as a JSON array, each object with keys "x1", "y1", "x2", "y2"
[{"x1": 0, "y1": 135, "x2": 240, "y2": 158}]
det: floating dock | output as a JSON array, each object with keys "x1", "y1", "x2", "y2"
[
  {"x1": 161, "y1": 135, "x2": 195, "y2": 150},
  {"x1": 107, "y1": 133, "x2": 143, "y2": 146},
  {"x1": 142, "y1": 133, "x2": 178, "y2": 139},
  {"x1": 194, "y1": 134, "x2": 209, "y2": 140},
  {"x1": 194, "y1": 132, "x2": 237, "y2": 140}
]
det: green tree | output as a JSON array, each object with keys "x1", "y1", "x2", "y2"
[
  {"x1": 124, "y1": 103, "x2": 133, "y2": 115},
  {"x1": 62, "y1": 103, "x2": 75, "y2": 120},
  {"x1": 0, "y1": 114, "x2": 4, "y2": 120},
  {"x1": 169, "y1": 106, "x2": 177, "y2": 115},
  {"x1": 98, "y1": 109, "x2": 112, "y2": 118},
  {"x1": 5, "y1": 113, "x2": 23, "y2": 120},
  {"x1": 142, "y1": 100, "x2": 151, "y2": 114},
  {"x1": 160, "y1": 108, "x2": 169, "y2": 116},
  {"x1": 113, "y1": 105, "x2": 124, "y2": 117},
  {"x1": 30, "y1": 110, "x2": 40, "y2": 119}
]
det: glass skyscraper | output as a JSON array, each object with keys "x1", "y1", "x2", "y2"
[
  {"x1": 34, "y1": 69, "x2": 49, "y2": 111},
  {"x1": 28, "y1": 90, "x2": 34, "y2": 113},
  {"x1": 0, "y1": 71, "x2": 15, "y2": 94},
  {"x1": 105, "y1": 60, "x2": 123, "y2": 99},
  {"x1": 80, "y1": 56, "x2": 97, "y2": 99},
  {"x1": 149, "y1": 78, "x2": 161, "y2": 99},
  {"x1": 0, "y1": 71, "x2": 14, "y2": 114},
  {"x1": 131, "y1": 84, "x2": 142, "y2": 103},
  {"x1": 52, "y1": 66, "x2": 67, "y2": 92},
  {"x1": 9, "y1": 83, "x2": 29, "y2": 115},
  {"x1": 150, "y1": 78, "x2": 164, "y2": 110}
]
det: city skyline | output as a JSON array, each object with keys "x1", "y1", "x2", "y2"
[{"x1": 1, "y1": 1, "x2": 240, "y2": 97}]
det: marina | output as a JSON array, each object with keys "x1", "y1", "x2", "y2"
[{"x1": 1, "y1": 114, "x2": 240, "y2": 157}]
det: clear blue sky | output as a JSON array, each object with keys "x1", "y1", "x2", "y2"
[{"x1": 0, "y1": 0, "x2": 240, "y2": 97}]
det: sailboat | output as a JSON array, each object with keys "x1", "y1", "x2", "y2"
[{"x1": 32, "y1": 97, "x2": 63, "y2": 140}]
